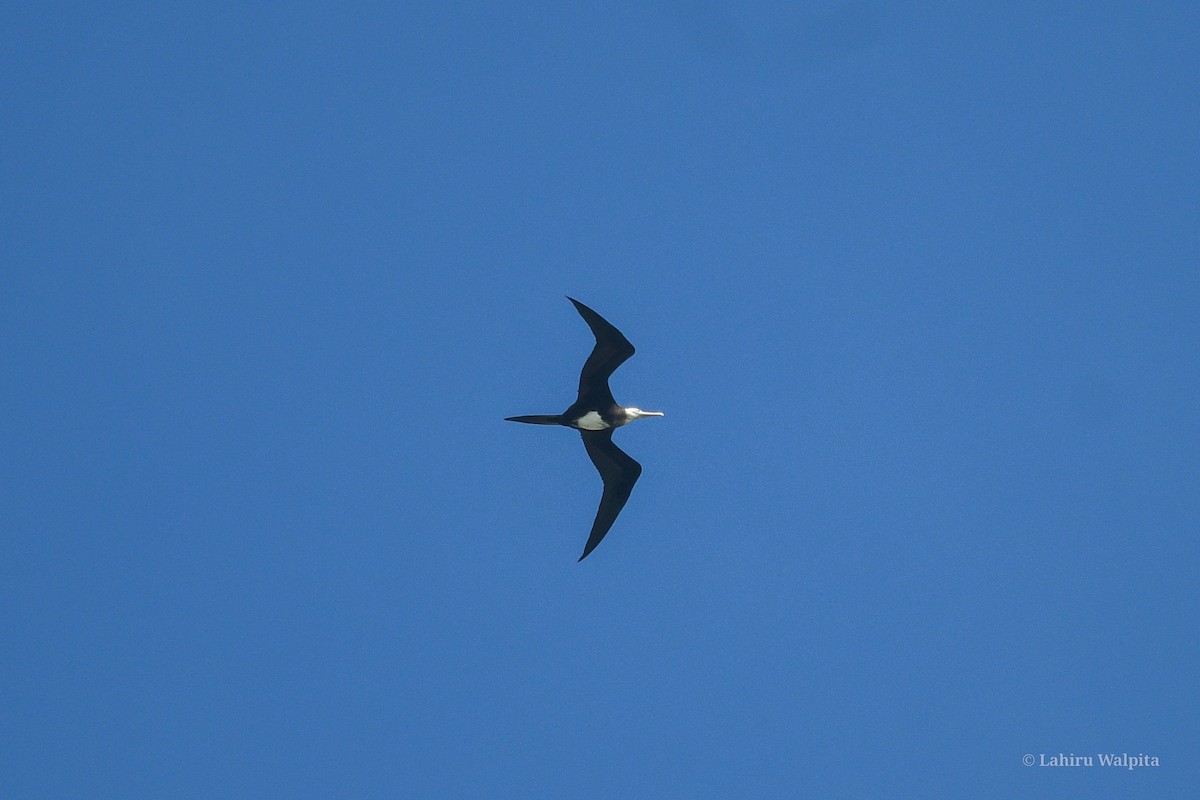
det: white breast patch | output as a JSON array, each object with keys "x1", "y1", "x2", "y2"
[{"x1": 574, "y1": 411, "x2": 610, "y2": 430}]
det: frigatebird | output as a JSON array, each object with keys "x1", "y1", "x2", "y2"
[{"x1": 506, "y1": 298, "x2": 663, "y2": 561}]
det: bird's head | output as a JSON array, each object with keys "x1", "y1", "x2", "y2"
[{"x1": 624, "y1": 407, "x2": 665, "y2": 423}]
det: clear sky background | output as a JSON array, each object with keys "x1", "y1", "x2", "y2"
[{"x1": 4, "y1": 3, "x2": 1197, "y2": 798}]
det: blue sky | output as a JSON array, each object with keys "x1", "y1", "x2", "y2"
[{"x1": 3, "y1": 3, "x2": 1197, "y2": 797}]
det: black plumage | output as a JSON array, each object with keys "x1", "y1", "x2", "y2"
[{"x1": 506, "y1": 297, "x2": 662, "y2": 560}]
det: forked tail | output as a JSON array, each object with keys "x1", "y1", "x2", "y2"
[{"x1": 504, "y1": 415, "x2": 564, "y2": 425}]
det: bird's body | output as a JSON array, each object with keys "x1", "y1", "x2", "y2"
[
  {"x1": 506, "y1": 406, "x2": 658, "y2": 432},
  {"x1": 506, "y1": 298, "x2": 663, "y2": 560}
]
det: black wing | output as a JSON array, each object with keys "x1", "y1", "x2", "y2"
[
  {"x1": 578, "y1": 429, "x2": 643, "y2": 561},
  {"x1": 568, "y1": 297, "x2": 635, "y2": 409}
]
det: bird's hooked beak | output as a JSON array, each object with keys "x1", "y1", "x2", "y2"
[{"x1": 627, "y1": 408, "x2": 665, "y2": 420}]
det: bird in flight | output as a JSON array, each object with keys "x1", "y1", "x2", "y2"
[{"x1": 506, "y1": 297, "x2": 663, "y2": 560}]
